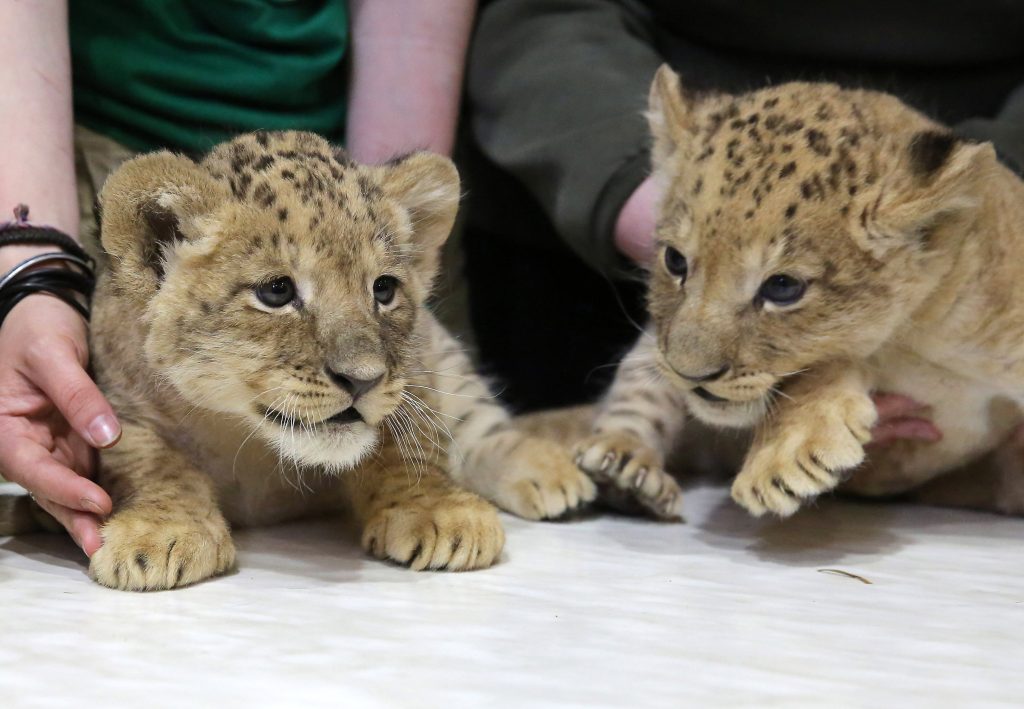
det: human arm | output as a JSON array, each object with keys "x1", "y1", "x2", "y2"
[
  {"x1": 0, "y1": 0, "x2": 118, "y2": 555},
  {"x1": 468, "y1": 0, "x2": 662, "y2": 274},
  {"x1": 345, "y1": 0, "x2": 477, "y2": 162}
]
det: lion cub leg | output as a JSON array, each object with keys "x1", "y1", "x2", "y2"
[
  {"x1": 415, "y1": 317, "x2": 597, "y2": 520},
  {"x1": 573, "y1": 334, "x2": 688, "y2": 519},
  {"x1": 89, "y1": 423, "x2": 235, "y2": 591},
  {"x1": 344, "y1": 436, "x2": 505, "y2": 571},
  {"x1": 732, "y1": 361, "x2": 876, "y2": 517}
]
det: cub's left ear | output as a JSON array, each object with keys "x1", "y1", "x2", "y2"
[
  {"x1": 377, "y1": 152, "x2": 460, "y2": 287},
  {"x1": 858, "y1": 131, "x2": 997, "y2": 254}
]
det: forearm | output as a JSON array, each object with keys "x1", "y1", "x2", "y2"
[
  {"x1": 0, "y1": 0, "x2": 78, "y2": 246},
  {"x1": 468, "y1": 0, "x2": 662, "y2": 275},
  {"x1": 593, "y1": 333, "x2": 686, "y2": 455},
  {"x1": 345, "y1": 0, "x2": 476, "y2": 163}
]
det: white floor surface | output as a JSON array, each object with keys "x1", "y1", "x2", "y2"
[{"x1": 2, "y1": 482, "x2": 1023, "y2": 708}]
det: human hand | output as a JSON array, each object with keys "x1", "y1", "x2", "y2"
[
  {"x1": 614, "y1": 176, "x2": 660, "y2": 264},
  {"x1": 0, "y1": 270, "x2": 120, "y2": 556},
  {"x1": 868, "y1": 393, "x2": 941, "y2": 446}
]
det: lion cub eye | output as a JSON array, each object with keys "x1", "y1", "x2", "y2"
[
  {"x1": 758, "y1": 274, "x2": 806, "y2": 306},
  {"x1": 373, "y1": 275, "x2": 398, "y2": 306},
  {"x1": 664, "y1": 246, "x2": 688, "y2": 282},
  {"x1": 255, "y1": 276, "x2": 296, "y2": 308}
]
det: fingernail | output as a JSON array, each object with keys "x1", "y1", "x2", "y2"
[
  {"x1": 81, "y1": 498, "x2": 106, "y2": 516},
  {"x1": 87, "y1": 415, "x2": 121, "y2": 448}
]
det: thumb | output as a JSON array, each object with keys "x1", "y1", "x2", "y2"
[{"x1": 26, "y1": 336, "x2": 121, "y2": 449}]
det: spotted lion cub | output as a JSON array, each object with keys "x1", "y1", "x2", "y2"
[
  {"x1": 5, "y1": 131, "x2": 595, "y2": 590},
  {"x1": 575, "y1": 66, "x2": 1024, "y2": 519}
]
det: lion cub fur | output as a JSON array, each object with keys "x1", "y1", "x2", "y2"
[
  {"x1": 5, "y1": 131, "x2": 597, "y2": 590},
  {"x1": 573, "y1": 66, "x2": 1024, "y2": 519}
]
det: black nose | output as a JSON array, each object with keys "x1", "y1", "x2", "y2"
[
  {"x1": 678, "y1": 364, "x2": 729, "y2": 383},
  {"x1": 326, "y1": 367, "x2": 383, "y2": 400}
]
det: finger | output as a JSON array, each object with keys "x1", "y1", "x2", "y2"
[
  {"x1": 868, "y1": 418, "x2": 943, "y2": 447},
  {"x1": 71, "y1": 435, "x2": 97, "y2": 479},
  {"x1": 1, "y1": 439, "x2": 112, "y2": 515},
  {"x1": 871, "y1": 393, "x2": 927, "y2": 422},
  {"x1": 24, "y1": 337, "x2": 121, "y2": 449},
  {"x1": 34, "y1": 496, "x2": 104, "y2": 557},
  {"x1": 53, "y1": 433, "x2": 97, "y2": 480}
]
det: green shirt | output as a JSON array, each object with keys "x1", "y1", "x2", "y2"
[{"x1": 70, "y1": 0, "x2": 348, "y2": 155}]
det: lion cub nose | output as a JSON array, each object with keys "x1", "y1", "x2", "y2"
[{"x1": 325, "y1": 366, "x2": 384, "y2": 401}]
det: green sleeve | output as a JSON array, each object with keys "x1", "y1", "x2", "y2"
[{"x1": 468, "y1": 0, "x2": 662, "y2": 275}]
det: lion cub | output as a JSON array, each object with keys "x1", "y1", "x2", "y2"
[
  {"x1": 7, "y1": 131, "x2": 596, "y2": 590},
  {"x1": 575, "y1": 66, "x2": 1024, "y2": 519}
]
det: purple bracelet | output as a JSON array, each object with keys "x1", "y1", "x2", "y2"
[{"x1": 0, "y1": 204, "x2": 93, "y2": 267}]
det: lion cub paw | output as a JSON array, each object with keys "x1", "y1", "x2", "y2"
[
  {"x1": 489, "y1": 437, "x2": 598, "y2": 520},
  {"x1": 732, "y1": 394, "x2": 876, "y2": 517},
  {"x1": 89, "y1": 511, "x2": 235, "y2": 591},
  {"x1": 361, "y1": 489, "x2": 504, "y2": 571},
  {"x1": 574, "y1": 432, "x2": 683, "y2": 520}
]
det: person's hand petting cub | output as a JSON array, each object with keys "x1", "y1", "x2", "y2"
[{"x1": 0, "y1": 246, "x2": 120, "y2": 556}]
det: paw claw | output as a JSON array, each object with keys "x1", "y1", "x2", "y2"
[
  {"x1": 487, "y1": 436, "x2": 598, "y2": 520},
  {"x1": 633, "y1": 467, "x2": 648, "y2": 490},
  {"x1": 89, "y1": 512, "x2": 235, "y2": 591},
  {"x1": 362, "y1": 488, "x2": 503, "y2": 572},
  {"x1": 733, "y1": 393, "x2": 874, "y2": 517},
  {"x1": 574, "y1": 432, "x2": 683, "y2": 521}
]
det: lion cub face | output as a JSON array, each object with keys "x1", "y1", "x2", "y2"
[
  {"x1": 644, "y1": 66, "x2": 996, "y2": 428},
  {"x1": 98, "y1": 131, "x2": 459, "y2": 469}
]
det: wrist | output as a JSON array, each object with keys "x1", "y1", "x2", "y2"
[{"x1": 613, "y1": 176, "x2": 660, "y2": 265}]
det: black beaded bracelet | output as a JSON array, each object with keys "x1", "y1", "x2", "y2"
[
  {"x1": 0, "y1": 256, "x2": 95, "y2": 325},
  {"x1": 0, "y1": 253, "x2": 96, "y2": 327},
  {"x1": 0, "y1": 266, "x2": 93, "y2": 325}
]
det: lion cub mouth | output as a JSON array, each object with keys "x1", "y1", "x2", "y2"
[
  {"x1": 692, "y1": 386, "x2": 729, "y2": 403},
  {"x1": 262, "y1": 406, "x2": 364, "y2": 428}
]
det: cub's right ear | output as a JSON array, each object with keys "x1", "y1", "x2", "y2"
[
  {"x1": 647, "y1": 64, "x2": 695, "y2": 172},
  {"x1": 98, "y1": 151, "x2": 228, "y2": 285}
]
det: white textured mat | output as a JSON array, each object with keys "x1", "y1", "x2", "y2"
[{"x1": 2, "y1": 482, "x2": 1022, "y2": 708}]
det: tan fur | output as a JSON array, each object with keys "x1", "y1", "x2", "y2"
[
  {"x1": 31, "y1": 131, "x2": 595, "y2": 590},
  {"x1": 576, "y1": 67, "x2": 1024, "y2": 518}
]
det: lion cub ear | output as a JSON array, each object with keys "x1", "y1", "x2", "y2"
[
  {"x1": 647, "y1": 64, "x2": 696, "y2": 173},
  {"x1": 376, "y1": 152, "x2": 460, "y2": 286},
  {"x1": 855, "y1": 131, "x2": 997, "y2": 256},
  {"x1": 98, "y1": 151, "x2": 228, "y2": 283}
]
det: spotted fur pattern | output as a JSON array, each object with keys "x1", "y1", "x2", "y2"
[
  {"x1": 577, "y1": 66, "x2": 1024, "y2": 519},
  {"x1": 17, "y1": 131, "x2": 596, "y2": 590}
]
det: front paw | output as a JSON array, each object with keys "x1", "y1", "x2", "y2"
[
  {"x1": 361, "y1": 488, "x2": 504, "y2": 571},
  {"x1": 574, "y1": 432, "x2": 682, "y2": 520},
  {"x1": 89, "y1": 511, "x2": 235, "y2": 591},
  {"x1": 732, "y1": 394, "x2": 876, "y2": 517},
  {"x1": 487, "y1": 436, "x2": 598, "y2": 520}
]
